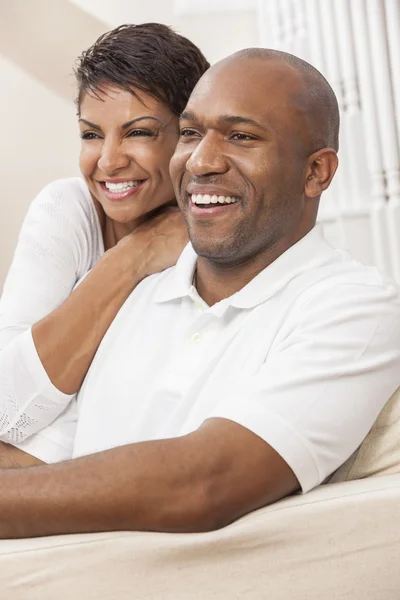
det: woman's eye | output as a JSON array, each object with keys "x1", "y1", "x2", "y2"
[
  {"x1": 80, "y1": 131, "x2": 101, "y2": 140},
  {"x1": 127, "y1": 129, "x2": 154, "y2": 138}
]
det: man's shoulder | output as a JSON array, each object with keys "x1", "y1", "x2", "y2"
[
  {"x1": 299, "y1": 251, "x2": 398, "y2": 300},
  {"x1": 287, "y1": 253, "x2": 400, "y2": 331}
]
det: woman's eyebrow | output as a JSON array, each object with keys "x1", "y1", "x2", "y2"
[
  {"x1": 78, "y1": 116, "x2": 162, "y2": 130},
  {"x1": 121, "y1": 116, "x2": 162, "y2": 129},
  {"x1": 78, "y1": 118, "x2": 101, "y2": 130}
]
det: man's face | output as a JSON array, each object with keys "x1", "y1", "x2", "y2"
[{"x1": 170, "y1": 57, "x2": 311, "y2": 266}]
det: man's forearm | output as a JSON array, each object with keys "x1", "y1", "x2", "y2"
[
  {"x1": 0, "y1": 437, "x2": 207, "y2": 538},
  {"x1": 0, "y1": 420, "x2": 297, "y2": 539},
  {"x1": 0, "y1": 442, "x2": 44, "y2": 469}
]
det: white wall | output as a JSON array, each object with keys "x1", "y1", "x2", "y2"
[
  {"x1": 0, "y1": 0, "x2": 109, "y2": 287},
  {"x1": 70, "y1": 0, "x2": 259, "y2": 65},
  {"x1": 0, "y1": 55, "x2": 81, "y2": 286}
]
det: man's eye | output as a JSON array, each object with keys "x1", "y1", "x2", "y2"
[
  {"x1": 180, "y1": 128, "x2": 199, "y2": 138},
  {"x1": 231, "y1": 133, "x2": 254, "y2": 141},
  {"x1": 127, "y1": 129, "x2": 154, "y2": 137},
  {"x1": 80, "y1": 131, "x2": 101, "y2": 140}
]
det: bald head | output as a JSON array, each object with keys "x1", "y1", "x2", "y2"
[
  {"x1": 210, "y1": 48, "x2": 340, "y2": 153},
  {"x1": 171, "y1": 47, "x2": 339, "y2": 268}
]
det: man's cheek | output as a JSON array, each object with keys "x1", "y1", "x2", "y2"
[{"x1": 169, "y1": 150, "x2": 190, "y2": 183}]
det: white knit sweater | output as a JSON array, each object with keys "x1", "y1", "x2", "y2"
[{"x1": 0, "y1": 178, "x2": 104, "y2": 461}]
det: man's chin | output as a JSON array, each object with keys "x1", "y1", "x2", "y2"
[{"x1": 190, "y1": 238, "x2": 240, "y2": 264}]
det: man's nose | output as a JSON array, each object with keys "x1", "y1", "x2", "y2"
[
  {"x1": 97, "y1": 139, "x2": 130, "y2": 175},
  {"x1": 186, "y1": 134, "x2": 229, "y2": 176}
]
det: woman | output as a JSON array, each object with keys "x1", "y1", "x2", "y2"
[{"x1": 0, "y1": 23, "x2": 209, "y2": 464}]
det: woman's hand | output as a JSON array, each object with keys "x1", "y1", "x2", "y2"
[{"x1": 118, "y1": 206, "x2": 189, "y2": 281}]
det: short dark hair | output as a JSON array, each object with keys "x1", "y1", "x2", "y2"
[{"x1": 74, "y1": 23, "x2": 210, "y2": 116}]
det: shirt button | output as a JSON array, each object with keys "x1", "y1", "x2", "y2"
[{"x1": 191, "y1": 332, "x2": 202, "y2": 343}]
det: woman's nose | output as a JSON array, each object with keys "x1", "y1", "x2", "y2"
[{"x1": 97, "y1": 139, "x2": 130, "y2": 175}]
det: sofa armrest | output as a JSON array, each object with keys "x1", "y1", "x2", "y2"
[{"x1": 1, "y1": 475, "x2": 399, "y2": 600}]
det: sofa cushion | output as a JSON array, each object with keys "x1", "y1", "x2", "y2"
[
  {"x1": 1, "y1": 476, "x2": 400, "y2": 600},
  {"x1": 330, "y1": 387, "x2": 400, "y2": 483}
]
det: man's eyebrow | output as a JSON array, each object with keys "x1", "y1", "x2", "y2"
[
  {"x1": 219, "y1": 115, "x2": 269, "y2": 132},
  {"x1": 180, "y1": 110, "x2": 197, "y2": 122},
  {"x1": 179, "y1": 111, "x2": 269, "y2": 133},
  {"x1": 78, "y1": 116, "x2": 162, "y2": 130}
]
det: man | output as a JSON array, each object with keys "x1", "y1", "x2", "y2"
[{"x1": 0, "y1": 48, "x2": 399, "y2": 539}]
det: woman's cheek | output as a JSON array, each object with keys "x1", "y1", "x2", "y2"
[{"x1": 79, "y1": 145, "x2": 98, "y2": 177}]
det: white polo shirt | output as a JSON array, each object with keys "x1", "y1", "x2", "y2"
[{"x1": 73, "y1": 226, "x2": 400, "y2": 492}]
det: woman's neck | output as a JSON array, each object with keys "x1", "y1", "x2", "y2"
[{"x1": 103, "y1": 216, "x2": 148, "y2": 251}]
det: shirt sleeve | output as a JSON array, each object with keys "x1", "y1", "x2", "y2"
[
  {"x1": 209, "y1": 280, "x2": 400, "y2": 492},
  {"x1": 0, "y1": 179, "x2": 95, "y2": 451}
]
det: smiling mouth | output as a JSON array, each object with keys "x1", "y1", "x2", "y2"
[
  {"x1": 103, "y1": 180, "x2": 146, "y2": 192},
  {"x1": 190, "y1": 194, "x2": 239, "y2": 207}
]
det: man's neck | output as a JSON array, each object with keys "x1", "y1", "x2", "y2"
[
  {"x1": 194, "y1": 225, "x2": 314, "y2": 306},
  {"x1": 194, "y1": 241, "x2": 287, "y2": 306}
]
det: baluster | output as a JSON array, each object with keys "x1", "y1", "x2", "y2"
[
  {"x1": 303, "y1": 1, "x2": 340, "y2": 217},
  {"x1": 257, "y1": 0, "x2": 273, "y2": 47},
  {"x1": 350, "y1": 0, "x2": 386, "y2": 206},
  {"x1": 367, "y1": 0, "x2": 400, "y2": 281},
  {"x1": 350, "y1": 0, "x2": 391, "y2": 275},
  {"x1": 303, "y1": 0, "x2": 326, "y2": 76},
  {"x1": 280, "y1": 0, "x2": 295, "y2": 54},
  {"x1": 318, "y1": 0, "x2": 350, "y2": 222},
  {"x1": 333, "y1": 0, "x2": 359, "y2": 113},
  {"x1": 292, "y1": 0, "x2": 308, "y2": 60},
  {"x1": 334, "y1": 0, "x2": 371, "y2": 210},
  {"x1": 265, "y1": 0, "x2": 284, "y2": 50},
  {"x1": 385, "y1": 0, "x2": 400, "y2": 151}
]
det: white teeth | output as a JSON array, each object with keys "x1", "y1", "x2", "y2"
[
  {"x1": 105, "y1": 180, "x2": 142, "y2": 191},
  {"x1": 191, "y1": 194, "x2": 238, "y2": 205}
]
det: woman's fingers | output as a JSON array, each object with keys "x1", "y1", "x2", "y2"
[{"x1": 124, "y1": 208, "x2": 189, "y2": 278}]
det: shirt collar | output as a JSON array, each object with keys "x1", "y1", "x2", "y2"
[
  {"x1": 154, "y1": 243, "x2": 197, "y2": 304},
  {"x1": 154, "y1": 225, "x2": 335, "y2": 308}
]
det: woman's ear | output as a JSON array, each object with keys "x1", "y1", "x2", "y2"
[{"x1": 304, "y1": 148, "x2": 338, "y2": 198}]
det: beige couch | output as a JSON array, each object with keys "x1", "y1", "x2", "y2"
[{"x1": 1, "y1": 389, "x2": 400, "y2": 600}]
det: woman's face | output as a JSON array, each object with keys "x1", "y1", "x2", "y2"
[{"x1": 79, "y1": 86, "x2": 179, "y2": 231}]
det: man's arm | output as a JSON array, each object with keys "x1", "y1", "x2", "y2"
[
  {"x1": 0, "y1": 418, "x2": 298, "y2": 538},
  {"x1": 0, "y1": 442, "x2": 44, "y2": 469}
]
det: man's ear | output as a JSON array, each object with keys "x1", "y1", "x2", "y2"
[{"x1": 304, "y1": 149, "x2": 338, "y2": 198}]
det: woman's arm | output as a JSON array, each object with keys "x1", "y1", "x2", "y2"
[
  {"x1": 0, "y1": 180, "x2": 187, "y2": 445},
  {"x1": 32, "y1": 207, "x2": 188, "y2": 395}
]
